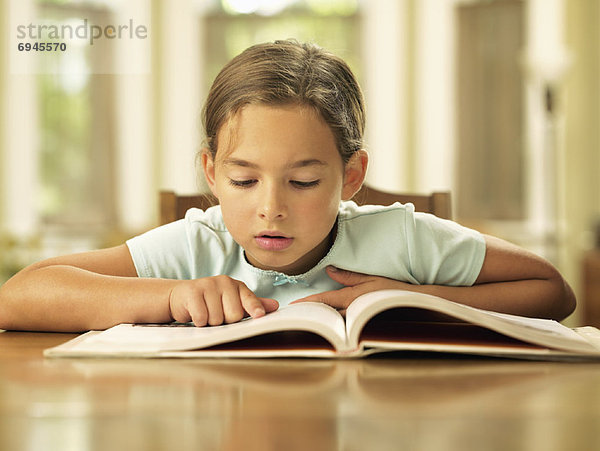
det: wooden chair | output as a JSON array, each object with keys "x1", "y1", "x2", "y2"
[
  {"x1": 351, "y1": 185, "x2": 451, "y2": 219},
  {"x1": 159, "y1": 185, "x2": 451, "y2": 225},
  {"x1": 160, "y1": 191, "x2": 218, "y2": 225}
]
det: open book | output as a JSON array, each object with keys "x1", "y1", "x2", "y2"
[{"x1": 44, "y1": 289, "x2": 600, "y2": 361}]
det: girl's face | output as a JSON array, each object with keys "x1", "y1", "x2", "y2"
[{"x1": 203, "y1": 103, "x2": 367, "y2": 275}]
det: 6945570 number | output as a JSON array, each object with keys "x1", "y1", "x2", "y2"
[{"x1": 18, "y1": 42, "x2": 67, "y2": 52}]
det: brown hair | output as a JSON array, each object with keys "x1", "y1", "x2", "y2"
[{"x1": 202, "y1": 40, "x2": 365, "y2": 163}]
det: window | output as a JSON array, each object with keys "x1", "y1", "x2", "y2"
[
  {"x1": 0, "y1": 0, "x2": 120, "y2": 281},
  {"x1": 455, "y1": 0, "x2": 525, "y2": 221},
  {"x1": 202, "y1": 0, "x2": 362, "y2": 96},
  {"x1": 37, "y1": 0, "x2": 116, "y2": 228}
]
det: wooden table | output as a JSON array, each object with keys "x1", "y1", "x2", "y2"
[{"x1": 1, "y1": 331, "x2": 600, "y2": 451}]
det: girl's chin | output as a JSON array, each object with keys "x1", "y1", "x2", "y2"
[
  {"x1": 247, "y1": 252, "x2": 313, "y2": 275},
  {"x1": 246, "y1": 237, "x2": 331, "y2": 274}
]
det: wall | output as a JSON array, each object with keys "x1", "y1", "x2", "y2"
[{"x1": 563, "y1": 0, "x2": 600, "y2": 320}]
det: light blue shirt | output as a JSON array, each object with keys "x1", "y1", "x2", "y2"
[{"x1": 126, "y1": 201, "x2": 486, "y2": 306}]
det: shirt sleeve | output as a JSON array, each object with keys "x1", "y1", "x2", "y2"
[
  {"x1": 404, "y1": 210, "x2": 486, "y2": 286},
  {"x1": 126, "y1": 219, "x2": 195, "y2": 279},
  {"x1": 332, "y1": 202, "x2": 486, "y2": 287},
  {"x1": 125, "y1": 207, "x2": 233, "y2": 280}
]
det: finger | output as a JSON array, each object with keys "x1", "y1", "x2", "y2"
[
  {"x1": 325, "y1": 266, "x2": 373, "y2": 287},
  {"x1": 221, "y1": 283, "x2": 246, "y2": 324},
  {"x1": 188, "y1": 296, "x2": 209, "y2": 327},
  {"x1": 259, "y1": 298, "x2": 279, "y2": 313},
  {"x1": 238, "y1": 285, "x2": 267, "y2": 319},
  {"x1": 203, "y1": 289, "x2": 225, "y2": 326},
  {"x1": 168, "y1": 285, "x2": 193, "y2": 323},
  {"x1": 290, "y1": 293, "x2": 322, "y2": 304},
  {"x1": 292, "y1": 286, "x2": 357, "y2": 310}
]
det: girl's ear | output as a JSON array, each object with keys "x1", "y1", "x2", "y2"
[
  {"x1": 201, "y1": 149, "x2": 218, "y2": 197},
  {"x1": 341, "y1": 150, "x2": 369, "y2": 200}
]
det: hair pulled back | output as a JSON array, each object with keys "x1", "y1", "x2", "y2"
[{"x1": 202, "y1": 40, "x2": 365, "y2": 163}]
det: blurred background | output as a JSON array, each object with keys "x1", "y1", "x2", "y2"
[{"x1": 1, "y1": 0, "x2": 599, "y2": 325}]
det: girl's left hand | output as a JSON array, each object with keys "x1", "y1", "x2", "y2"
[{"x1": 291, "y1": 266, "x2": 410, "y2": 312}]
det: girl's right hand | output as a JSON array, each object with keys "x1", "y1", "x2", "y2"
[{"x1": 168, "y1": 276, "x2": 279, "y2": 327}]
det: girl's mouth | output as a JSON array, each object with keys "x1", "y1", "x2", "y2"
[{"x1": 255, "y1": 234, "x2": 294, "y2": 251}]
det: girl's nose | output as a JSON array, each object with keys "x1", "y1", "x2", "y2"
[{"x1": 258, "y1": 186, "x2": 287, "y2": 221}]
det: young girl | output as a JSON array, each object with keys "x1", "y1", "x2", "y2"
[{"x1": 0, "y1": 40, "x2": 575, "y2": 332}]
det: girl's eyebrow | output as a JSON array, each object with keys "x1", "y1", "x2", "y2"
[
  {"x1": 288, "y1": 159, "x2": 327, "y2": 169},
  {"x1": 222, "y1": 158, "x2": 257, "y2": 168},
  {"x1": 222, "y1": 158, "x2": 327, "y2": 169}
]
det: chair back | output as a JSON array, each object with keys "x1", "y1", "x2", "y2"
[{"x1": 351, "y1": 185, "x2": 451, "y2": 219}]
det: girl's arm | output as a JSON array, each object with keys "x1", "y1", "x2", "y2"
[
  {"x1": 0, "y1": 244, "x2": 276, "y2": 332},
  {"x1": 0, "y1": 245, "x2": 176, "y2": 332},
  {"x1": 417, "y1": 234, "x2": 575, "y2": 319},
  {"x1": 292, "y1": 235, "x2": 576, "y2": 321}
]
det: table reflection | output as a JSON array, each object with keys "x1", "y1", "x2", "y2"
[{"x1": 1, "y1": 332, "x2": 600, "y2": 451}]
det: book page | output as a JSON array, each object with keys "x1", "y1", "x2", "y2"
[
  {"x1": 345, "y1": 289, "x2": 600, "y2": 354},
  {"x1": 478, "y1": 310, "x2": 584, "y2": 339},
  {"x1": 47, "y1": 302, "x2": 348, "y2": 356}
]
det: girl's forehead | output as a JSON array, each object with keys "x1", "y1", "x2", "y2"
[
  {"x1": 214, "y1": 103, "x2": 341, "y2": 163},
  {"x1": 229, "y1": 102, "x2": 325, "y2": 130}
]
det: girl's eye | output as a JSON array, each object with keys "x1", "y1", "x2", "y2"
[
  {"x1": 291, "y1": 180, "x2": 321, "y2": 189},
  {"x1": 229, "y1": 179, "x2": 257, "y2": 188}
]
